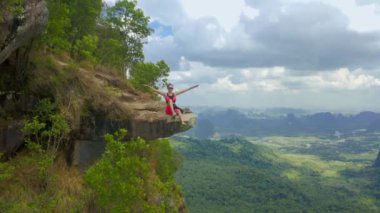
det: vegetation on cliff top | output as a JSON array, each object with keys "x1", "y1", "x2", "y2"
[
  {"x1": 0, "y1": 0, "x2": 186, "y2": 211},
  {"x1": 41, "y1": 0, "x2": 169, "y2": 91}
]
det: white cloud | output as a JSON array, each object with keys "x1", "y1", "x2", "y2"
[
  {"x1": 178, "y1": 56, "x2": 191, "y2": 71},
  {"x1": 143, "y1": 0, "x2": 380, "y2": 72},
  {"x1": 106, "y1": 0, "x2": 380, "y2": 111},
  {"x1": 167, "y1": 60, "x2": 380, "y2": 110},
  {"x1": 246, "y1": 67, "x2": 380, "y2": 91},
  {"x1": 314, "y1": 68, "x2": 380, "y2": 89},
  {"x1": 254, "y1": 80, "x2": 286, "y2": 92},
  {"x1": 168, "y1": 60, "x2": 226, "y2": 84},
  {"x1": 242, "y1": 5, "x2": 260, "y2": 20},
  {"x1": 179, "y1": 0, "x2": 259, "y2": 31},
  {"x1": 286, "y1": 0, "x2": 380, "y2": 32},
  {"x1": 241, "y1": 67, "x2": 286, "y2": 79},
  {"x1": 212, "y1": 75, "x2": 249, "y2": 92}
]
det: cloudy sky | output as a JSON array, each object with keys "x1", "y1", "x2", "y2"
[{"x1": 107, "y1": 0, "x2": 380, "y2": 112}]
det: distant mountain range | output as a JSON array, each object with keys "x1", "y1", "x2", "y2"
[{"x1": 187, "y1": 108, "x2": 380, "y2": 137}]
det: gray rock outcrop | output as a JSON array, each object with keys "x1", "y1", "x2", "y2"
[
  {"x1": 0, "y1": 121, "x2": 24, "y2": 157},
  {"x1": 0, "y1": 0, "x2": 48, "y2": 64}
]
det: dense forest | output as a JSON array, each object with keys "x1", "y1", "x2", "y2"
[{"x1": 172, "y1": 136, "x2": 380, "y2": 212}]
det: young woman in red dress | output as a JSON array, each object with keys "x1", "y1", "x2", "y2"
[{"x1": 147, "y1": 83, "x2": 199, "y2": 124}]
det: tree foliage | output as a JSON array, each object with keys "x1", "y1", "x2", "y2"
[
  {"x1": 130, "y1": 60, "x2": 170, "y2": 91},
  {"x1": 103, "y1": 0, "x2": 152, "y2": 68},
  {"x1": 42, "y1": 0, "x2": 166, "y2": 88},
  {"x1": 65, "y1": 0, "x2": 103, "y2": 54},
  {"x1": 85, "y1": 129, "x2": 182, "y2": 212},
  {"x1": 22, "y1": 99, "x2": 70, "y2": 155},
  {"x1": 43, "y1": 0, "x2": 71, "y2": 50},
  {"x1": 1, "y1": 0, "x2": 25, "y2": 19}
]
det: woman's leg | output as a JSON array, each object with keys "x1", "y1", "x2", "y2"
[{"x1": 175, "y1": 109, "x2": 185, "y2": 125}]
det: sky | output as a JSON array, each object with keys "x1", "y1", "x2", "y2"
[{"x1": 106, "y1": 0, "x2": 380, "y2": 112}]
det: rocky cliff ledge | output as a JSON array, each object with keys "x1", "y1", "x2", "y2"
[
  {"x1": 73, "y1": 69, "x2": 196, "y2": 141},
  {"x1": 68, "y1": 68, "x2": 196, "y2": 168},
  {"x1": 1, "y1": 60, "x2": 196, "y2": 159}
]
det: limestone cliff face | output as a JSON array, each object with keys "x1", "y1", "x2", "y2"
[
  {"x1": 0, "y1": 0, "x2": 48, "y2": 64},
  {"x1": 0, "y1": 0, "x2": 48, "y2": 157}
]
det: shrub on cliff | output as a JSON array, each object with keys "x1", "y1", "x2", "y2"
[
  {"x1": 85, "y1": 129, "x2": 183, "y2": 212},
  {"x1": 23, "y1": 98, "x2": 70, "y2": 155}
]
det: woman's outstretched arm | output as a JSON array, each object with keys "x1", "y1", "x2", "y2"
[
  {"x1": 144, "y1": 85, "x2": 166, "y2": 97},
  {"x1": 176, "y1": 85, "x2": 199, "y2": 96}
]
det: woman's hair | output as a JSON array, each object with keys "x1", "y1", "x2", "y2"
[{"x1": 167, "y1": 83, "x2": 174, "y2": 89}]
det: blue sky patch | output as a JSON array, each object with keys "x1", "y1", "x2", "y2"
[{"x1": 149, "y1": 20, "x2": 173, "y2": 37}]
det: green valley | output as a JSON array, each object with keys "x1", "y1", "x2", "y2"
[{"x1": 172, "y1": 135, "x2": 380, "y2": 212}]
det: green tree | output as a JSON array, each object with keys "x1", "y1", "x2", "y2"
[
  {"x1": 85, "y1": 129, "x2": 182, "y2": 212},
  {"x1": 85, "y1": 130, "x2": 150, "y2": 212},
  {"x1": 130, "y1": 60, "x2": 170, "y2": 91},
  {"x1": 66, "y1": 0, "x2": 103, "y2": 55},
  {"x1": 43, "y1": 0, "x2": 71, "y2": 50},
  {"x1": 23, "y1": 99, "x2": 70, "y2": 155},
  {"x1": 95, "y1": 23, "x2": 126, "y2": 70},
  {"x1": 103, "y1": 0, "x2": 153, "y2": 71},
  {"x1": 74, "y1": 34, "x2": 99, "y2": 62},
  {"x1": 42, "y1": 0, "x2": 102, "y2": 55}
]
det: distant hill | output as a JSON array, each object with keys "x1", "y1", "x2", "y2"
[{"x1": 185, "y1": 109, "x2": 380, "y2": 137}]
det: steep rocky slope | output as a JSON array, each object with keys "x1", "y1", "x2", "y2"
[
  {"x1": 0, "y1": 0, "x2": 195, "y2": 159},
  {"x1": 0, "y1": 1, "x2": 192, "y2": 211}
]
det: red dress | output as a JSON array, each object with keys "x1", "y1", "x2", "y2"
[{"x1": 165, "y1": 93, "x2": 182, "y2": 115}]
